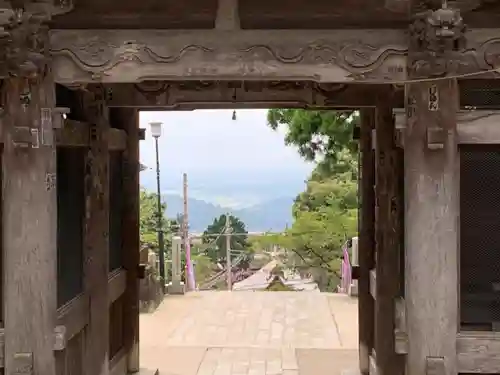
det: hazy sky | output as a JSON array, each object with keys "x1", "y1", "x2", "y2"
[{"x1": 139, "y1": 110, "x2": 313, "y2": 206}]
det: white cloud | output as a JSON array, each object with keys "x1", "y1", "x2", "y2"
[{"x1": 139, "y1": 109, "x2": 314, "y2": 203}]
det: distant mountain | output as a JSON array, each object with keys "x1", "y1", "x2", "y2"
[
  {"x1": 234, "y1": 196, "x2": 295, "y2": 232},
  {"x1": 164, "y1": 194, "x2": 294, "y2": 233},
  {"x1": 141, "y1": 168, "x2": 309, "y2": 205}
]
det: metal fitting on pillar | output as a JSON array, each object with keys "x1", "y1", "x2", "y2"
[
  {"x1": 52, "y1": 107, "x2": 71, "y2": 129},
  {"x1": 426, "y1": 127, "x2": 446, "y2": 150}
]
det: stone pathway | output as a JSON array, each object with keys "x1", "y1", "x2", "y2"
[
  {"x1": 140, "y1": 291, "x2": 359, "y2": 375},
  {"x1": 232, "y1": 261, "x2": 277, "y2": 291}
]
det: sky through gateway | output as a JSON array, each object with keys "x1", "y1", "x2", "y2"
[{"x1": 139, "y1": 109, "x2": 314, "y2": 207}]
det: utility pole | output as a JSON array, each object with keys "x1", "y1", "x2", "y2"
[
  {"x1": 183, "y1": 173, "x2": 195, "y2": 291},
  {"x1": 225, "y1": 213, "x2": 232, "y2": 290}
]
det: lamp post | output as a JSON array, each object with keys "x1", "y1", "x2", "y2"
[{"x1": 150, "y1": 121, "x2": 166, "y2": 289}]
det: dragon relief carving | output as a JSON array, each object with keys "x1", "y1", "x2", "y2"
[
  {"x1": 49, "y1": 22, "x2": 500, "y2": 83},
  {"x1": 49, "y1": 31, "x2": 408, "y2": 82}
]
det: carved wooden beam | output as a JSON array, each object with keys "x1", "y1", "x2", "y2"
[
  {"x1": 99, "y1": 81, "x2": 500, "y2": 109},
  {"x1": 394, "y1": 109, "x2": 500, "y2": 144},
  {"x1": 49, "y1": 29, "x2": 407, "y2": 84},
  {"x1": 48, "y1": 28, "x2": 500, "y2": 84},
  {"x1": 75, "y1": 81, "x2": 500, "y2": 110},
  {"x1": 104, "y1": 82, "x2": 383, "y2": 109}
]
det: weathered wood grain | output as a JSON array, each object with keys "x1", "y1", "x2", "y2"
[
  {"x1": 358, "y1": 108, "x2": 376, "y2": 375},
  {"x1": 2, "y1": 71, "x2": 58, "y2": 375},
  {"x1": 404, "y1": 80, "x2": 459, "y2": 375},
  {"x1": 0, "y1": 119, "x2": 127, "y2": 149},
  {"x1": 108, "y1": 269, "x2": 127, "y2": 306},
  {"x1": 118, "y1": 108, "x2": 141, "y2": 373},
  {"x1": 82, "y1": 88, "x2": 110, "y2": 375},
  {"x1": 457, "y1": 331, "x2": 500, "y2": 373},
  {"x1": 56, "y1": 294, "x2": 90, "y2": 343},
  {"x1": 109, "y1": 348, "x2": 127, "y2": 375},
  {"x1": 374, "y1": 91, "x2": 404, "y2": 375},
  {"x1": 394, "y1": 298, "x2": 408, "y2": 355},
  {"x1": 107, "y1": 128, "x2": 127, "y2": 151},
  {"x1": 394, "y1": 109, "x2": 500, "y2": 145},
  {"x1": 369, "y1": 269, "x2": 377, "y2": 300}
]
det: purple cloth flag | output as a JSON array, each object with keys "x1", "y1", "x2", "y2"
[{"x1": 341, "y1": 242, "x2": 351, "y2": 293}]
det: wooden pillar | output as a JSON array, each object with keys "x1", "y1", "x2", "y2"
[
  {"x1": 374, "y1": 91, "x2": 404, "y2": 375},
  {"x1": 404, "y1": 79, "x2": 459, "y2": 375},
  {"x1": 2, "y1": 73, "x2": 57, "y2": 373},
  {"x1": 358, "y1": 108, "x2": 376, "y2": 375},
  {"x1": 83, "y1": 88, "x2": 110, "y2": 375},
  {"x1": 119, "y1": 108, "x2": 141, "y2": 373}
]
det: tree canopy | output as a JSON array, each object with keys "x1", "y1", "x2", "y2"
[
  {"x1": 267, "y1": 109, "x2": 358, "y2": 176},
  {"x1": 265, "y1": 109, "x2": 359, "y2": 291}
]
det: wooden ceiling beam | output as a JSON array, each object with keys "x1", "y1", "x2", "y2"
[
  {"x1": 97, "y1": 81, "x2": 500, "y2": 109},
  {"x1": 103, "y1": 82, "x2": 384, "y2": 109}
]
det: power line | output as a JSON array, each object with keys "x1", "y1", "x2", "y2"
[
  {"x1": 192, "y1": 227, "x2": 227, "y2": 252},
  {"x1": 192, "y1": 232, "x2": 257, "y2": 238}
]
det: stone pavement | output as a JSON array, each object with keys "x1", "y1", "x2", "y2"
[{"x1": 140, "y1": 291, "x2": 359, "y2": 375}]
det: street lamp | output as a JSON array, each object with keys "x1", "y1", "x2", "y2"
[{"x1": 150, "y1": 121, "x2": 166, "y2": 290}]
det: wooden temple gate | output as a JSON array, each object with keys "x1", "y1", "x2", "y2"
[{"x1": 1, "y1": 1, "x2": 500, "y2": 375}]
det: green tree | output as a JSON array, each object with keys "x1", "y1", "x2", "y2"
[
  {"x1": 202, "y1": 214, "x2": 250, "y2": 263},
  {"x1": 139, "y1": 189, "x2": 180, "y2": 254},
  {"x1": 267, "y1": 109, "x2": 358, "y2": 175},
  {"x1": 266, "y1": 109, "x2": 359, "y2": 291},
  {"x1": 140, "y1": 189, "x2": 167, "y2": 247}
]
